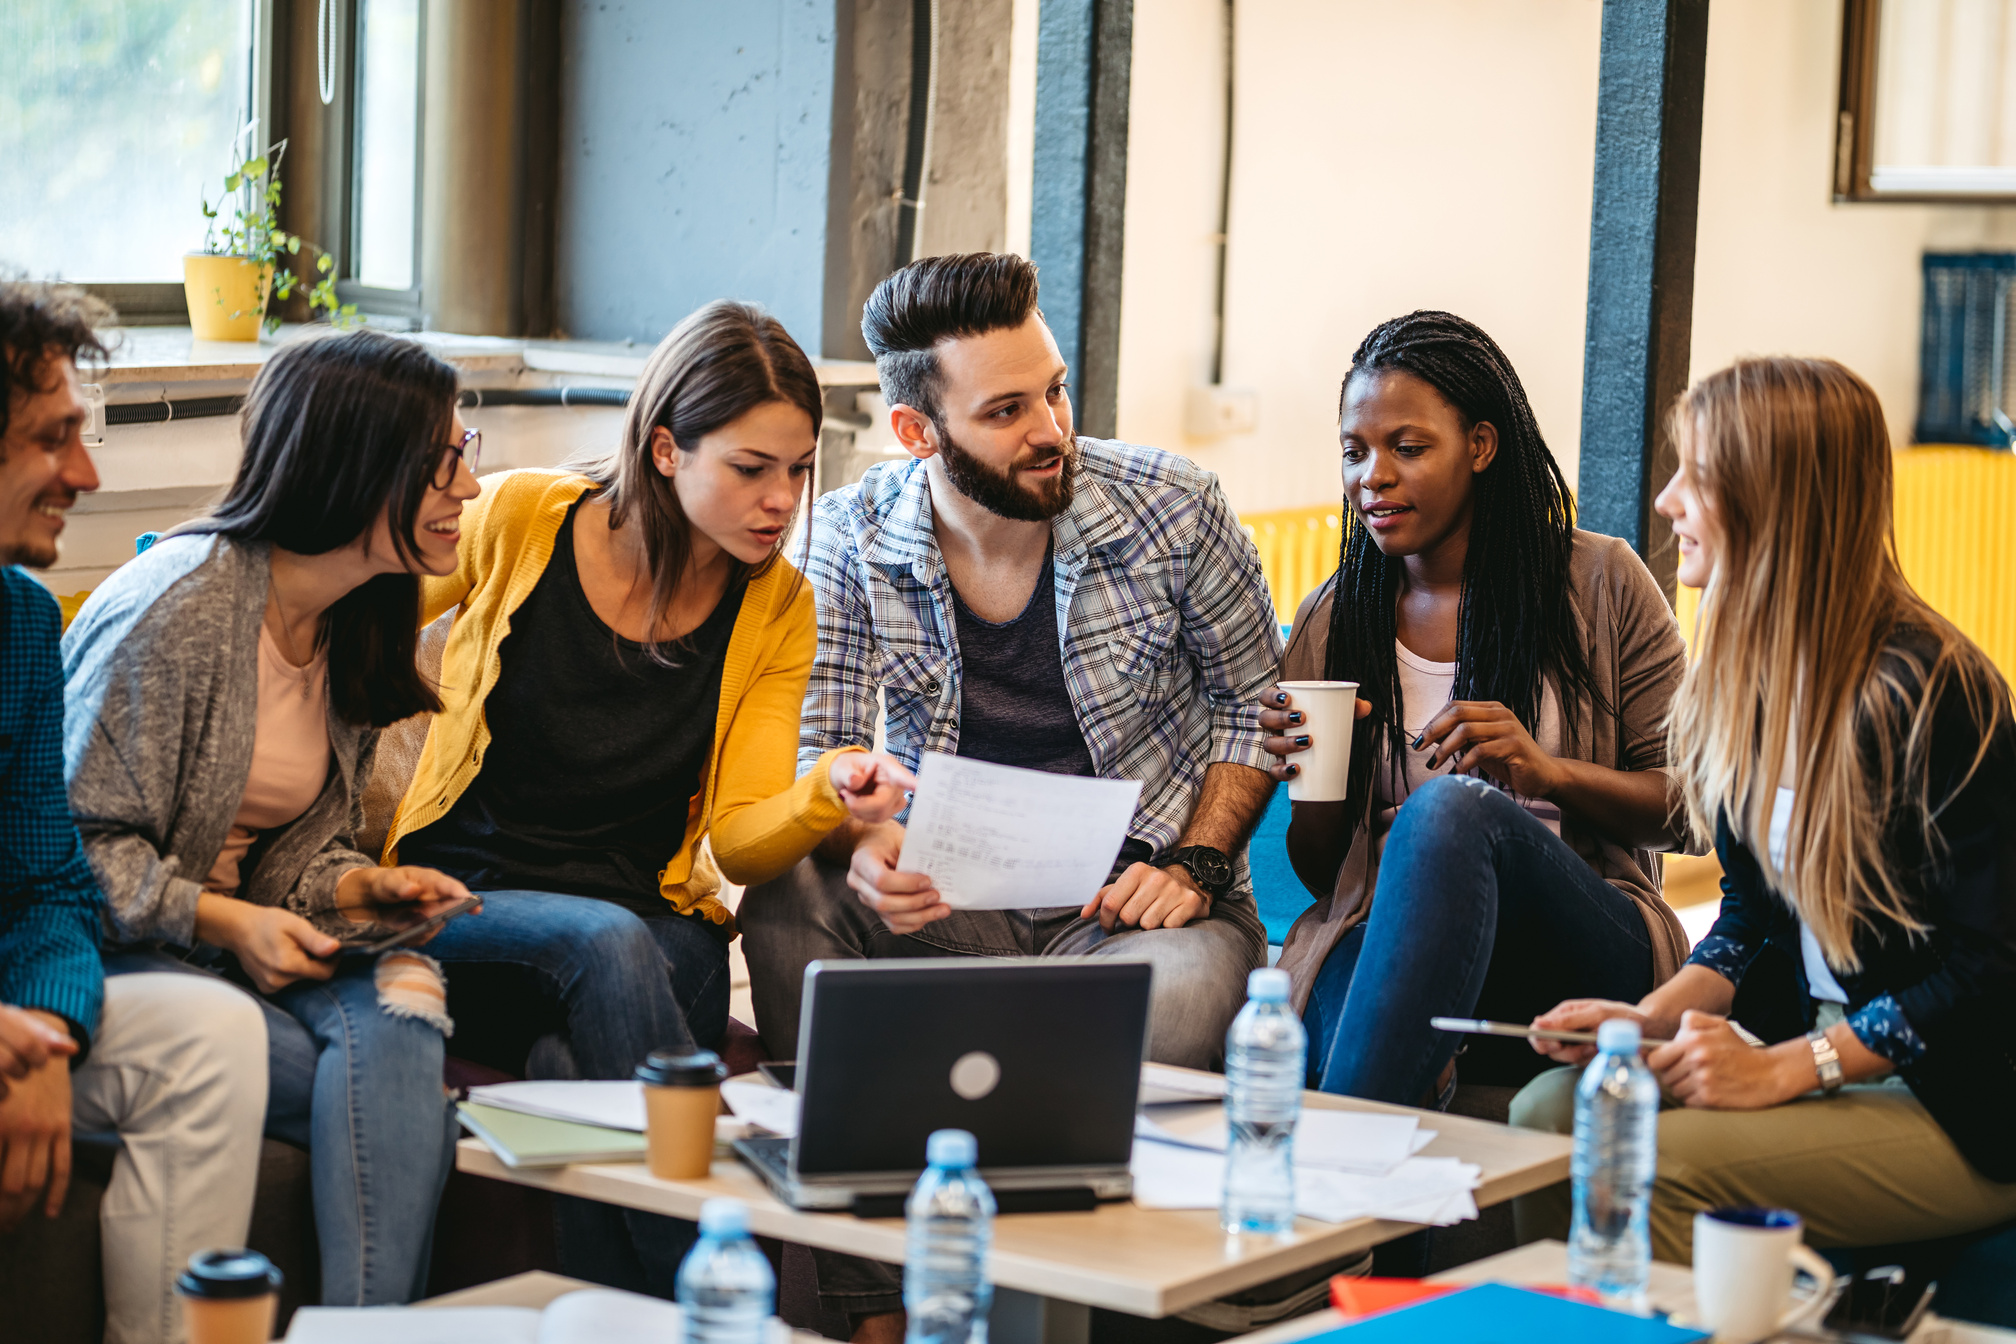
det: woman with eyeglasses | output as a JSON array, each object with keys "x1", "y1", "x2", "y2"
[
  {"x1": 64, "y1": 326, "x2": 479, "y2": 1305},
  {"x1": 63, "y1": 329, "x2": 481, "y2": 1305},
  {"x1": 379, "y1": 300, "x2": 909, "y2": 1289}
]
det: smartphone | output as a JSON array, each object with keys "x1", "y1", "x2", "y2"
[
  {"x1": 341, "y1": 896, "x2": 481, "y2": 956},
  {"x1": 1429, "y1": 1016, "x2": 1678, "y2": 1047},
  {"x1": 1820, "y1": 1265, "x2": 1935, "y2": 1342},
  {"x1": 758, "y1": 1061, "x2": 797, "y2": 1091}
]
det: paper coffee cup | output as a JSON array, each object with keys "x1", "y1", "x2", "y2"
[
  {"x1": 636, "y1": 1049, "x2": 728, "y2": 1180},
  {"x1": 1278, "y1": 680, "x2": 1358, "y2": 803},
  {"x1": 175, "y1": 1248, "x2": 280, "y2": 1344}
]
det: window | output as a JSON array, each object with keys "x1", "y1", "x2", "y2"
[
  {"x1": 351, "y1": 0, "x2": 422, "y2": 296},
  {"x1": 0, "y1": 0, "x2": 257, "y2": 281},
  {"x1": 1839, "y1": 0, "x2": 2016, "y2": 201}
]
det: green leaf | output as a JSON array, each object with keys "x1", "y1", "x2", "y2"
[
  {"x1": 316, "y1": 254, "x2": 334, "y2": 273},
  {"x1": 223, "y1": 172, "x2": 241, "y2": 192},
  {"x1": 244, "y1": 156, "x2": 268, "y2": 178},
  {"x1": 287, "y1": 236, "x2": 301, "y2": 253}
]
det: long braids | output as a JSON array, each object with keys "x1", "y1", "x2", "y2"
[{"x1": 1323, "y1": 310, "x2": 1599, "y2": 815}]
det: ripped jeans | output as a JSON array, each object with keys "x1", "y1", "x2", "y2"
[{"x1": 107, "y1": 949, "x2": 457, "y2": 1306}]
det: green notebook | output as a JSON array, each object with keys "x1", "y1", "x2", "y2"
[{"x1": 457, "y1": 1101, "x2": 650, "y2": 1169}]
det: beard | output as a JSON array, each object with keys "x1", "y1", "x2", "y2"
[{"x1": 935, "y1": 424, "x2": 1077, "y2": 522}]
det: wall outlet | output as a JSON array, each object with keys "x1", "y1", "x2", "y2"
[{"x1": 1185, "y1": 384, "x2": 1259, "y2": 439}]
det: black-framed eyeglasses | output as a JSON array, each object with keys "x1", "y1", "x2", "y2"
[{"x1": 432, "y1": 427, "x2": 482, "y2": 488}]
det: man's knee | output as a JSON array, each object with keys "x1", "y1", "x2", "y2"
[
  {"x1": 1508, "y1": 1066, "x2": 1579, "y2": 1134},
  {"x1": 1105, "y1": 924, "x2": 1256, "y2": 1068}
]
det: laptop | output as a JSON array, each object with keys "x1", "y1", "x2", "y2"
[{"x1": 734, "y1": 957, "x2": 1150, "y2": 1214}]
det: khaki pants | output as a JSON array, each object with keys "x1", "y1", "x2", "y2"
[{"x1": 1509, "y1": 1067, "x2": 2016, "y2": 1264}]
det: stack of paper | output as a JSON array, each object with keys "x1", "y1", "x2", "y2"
[
  {"x1": 466, "y1": 1081, "x2": 646, "y2": 1131},
  {"x1": 1127, "y1": 1099, "x2": 1480, "y2": 1226}
]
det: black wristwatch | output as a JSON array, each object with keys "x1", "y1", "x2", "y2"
[{"x1": 1164, "y1": 845, "x2": 1234, "y2": 902}]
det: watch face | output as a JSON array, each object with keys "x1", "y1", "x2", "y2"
[{"x1": 1189, "y1": 848, "x2": 1232, "y2": 887}]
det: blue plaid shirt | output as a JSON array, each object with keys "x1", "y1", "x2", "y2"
[
  {"x1": 798, "y1": 438, "x2": 1284, "y2": 887},
  {"x1": 0, "y1": 568, "x2": 104, "y2": 1050}
]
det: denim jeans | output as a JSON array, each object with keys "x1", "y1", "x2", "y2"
[
  {"x1": 1303, "y1": 774, "x2": 1655, "y2": 1105},
  {"x1": 107, "y1": 949, "x2": 458, "y2": 1306},
  {"x1": 420, "y1": 889, "x2": 731, "y2": 1297}
]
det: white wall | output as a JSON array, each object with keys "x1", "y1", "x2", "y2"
[{"x1": 1117, "y1": 0, "x2": 2016, "y2": 518}]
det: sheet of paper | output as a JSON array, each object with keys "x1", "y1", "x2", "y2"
[
  {"x1": 1133, "y1": 1102, "x2": 1423, "y2": 1176},
  {"x1": 286, "y1": 1307, "x2": 542, "y2": 1343},
  {"x1": 895, "y1": 752, "x2": 1143, "y2": 910},
  {"x1": 1127, "y1": 1138, "x2": 1480, "y2": 1224},
  {"x1": 722, "y1": 1080, "x2": 801, "y2": 1138},
  {"x1": 465, "y1": 1081, "x2": 647, "y2": 1132},
  {"x1": 1139, "y1": 1064, "x2": 1228, "y2": 1105}
]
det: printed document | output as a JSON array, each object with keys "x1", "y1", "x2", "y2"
[{"x1": 895, "y1": 753, "x2": 1142, "y2": 910}]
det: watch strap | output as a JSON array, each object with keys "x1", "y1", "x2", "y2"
[{"x1": 1806, "y1": 1028, "x2": 1844, "y2": 1096}]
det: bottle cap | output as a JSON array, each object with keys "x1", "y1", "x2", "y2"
[
  {"x1": 1596, "y1": 1019, "x2": 1641, "y2": 1054},
  {"x1": 926, "y1": 1128, "x2": 977, "y2": 1168},
  {"x1": 698, "y1": 1197, "x2": 749, "y2": 1238},
  {"x1": 173, "y1": 1248, "x2": 282, "y2": 1300},
  {"x1": 634, "y1": 1049, "x2": 728, "y2": 1088},
  {"x1": 1246, "y1": 967, "x2": 1291, "y2": 1003}
]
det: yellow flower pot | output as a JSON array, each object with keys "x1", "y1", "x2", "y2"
[{"x1": 182, "y1": 254, "x2": 274, "y2": 341}]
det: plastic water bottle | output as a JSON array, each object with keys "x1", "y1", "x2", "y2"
[
  {"x1": 1221, "y1": 967, "x2": 1307, "y2": 1235},
  {"x1": 677, "y1": 1198, "x2": 775, "y2": 1344},
  {"x1": 1567, "y1": 1019, "x2": 1660, "y2": 1311},
  {"x1": 905, "y1": 1128, "x2": 996, "y2": 1344}
]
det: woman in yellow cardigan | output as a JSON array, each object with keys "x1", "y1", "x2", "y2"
[{"x1": 382, "y1": 303, "x2": 906, "y2": 1282}]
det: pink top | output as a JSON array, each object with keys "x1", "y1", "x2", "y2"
[{"x1": 204, "y1": 625, "x2": 333, "y2": 896}]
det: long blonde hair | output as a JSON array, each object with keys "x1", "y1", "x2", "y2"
[{"x1": 1667, "y1": 357, "x2": 2009, "y2": 971}]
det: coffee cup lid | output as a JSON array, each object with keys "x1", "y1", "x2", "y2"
[
  {"x1": 635, "y1": 1049, "x2": 728, "y2": 1087},
  {"x1": 175, "y1": 1248, "x2": 281, "y2": 1299}
]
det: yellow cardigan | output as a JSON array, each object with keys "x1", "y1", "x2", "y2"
[{"x1": 381, "y1": 469, "x2": 858, "y2": 929}]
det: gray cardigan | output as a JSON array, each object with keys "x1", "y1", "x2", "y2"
[
  {"x1": 1273, "y1": 530, "x2": 1698, "y2": 1012},
  {"x1": 61, "y1": 534, "x2": 381, "y2": 948}
]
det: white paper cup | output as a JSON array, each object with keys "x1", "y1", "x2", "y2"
[
  {"x1": 1691, "y1": 1207, "x2": 1835, "y2": 1344},
  {"x1": 1277, "y1": 680, "x2": 1358, "y2": 803}
]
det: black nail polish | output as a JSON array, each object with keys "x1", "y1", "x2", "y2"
[
  {"x1": 1274, "y1": 692, "x2": 1288, "y2": 706},
  {"x1": 1285, "y1": 764, "x2": 1300, "y2": 777},
  {"x1": 1294, "y1": 735, "x2": 1310, "y2": 748},
  {"x1": 1410, "y1": 733, "x2": 1425, "y2": 749},
  {"x1": 1288, "y1": 711, "x2": 1305, "y2": 725}
]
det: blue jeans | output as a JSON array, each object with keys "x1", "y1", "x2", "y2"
[
  {"x1": 107, "y1": 949, "x2": 457, "y2": 1305},
  {"x1": 1304, "y1": 774, "x2": 1655, "y2": 1105},
  {"x1": 420, "y1": 889, "x2": 730, "y2": 1297}
]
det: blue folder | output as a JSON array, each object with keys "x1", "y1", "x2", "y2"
[{"x1": 1314, "y1": 1282, "x2": 1709, "y2": 1343}]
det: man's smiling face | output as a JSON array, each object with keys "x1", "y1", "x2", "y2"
[{"x1": 0, "y1": 351, "x2": 100, "y2": 569}]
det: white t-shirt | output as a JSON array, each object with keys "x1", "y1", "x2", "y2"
[
  {"x1": 1370, "y1": 640, "x2": 1563, "y2": 856},
  {"x1": 1768, "y1": 785, "x2": 1850, "y2": 1004}
]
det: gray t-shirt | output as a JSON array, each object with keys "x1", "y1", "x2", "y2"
[{"x1": 951, "y1": 544, "x2": 1096, "y2": 777}]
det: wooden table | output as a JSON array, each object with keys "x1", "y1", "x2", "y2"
[{"x1": 455, "y1": 1069, "x2": 1569, "y2": 1344}]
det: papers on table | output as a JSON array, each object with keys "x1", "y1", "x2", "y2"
[
  {"x1": 895, "y1": 752, "x2": 1143, "y2": 910},
  {"x1": 284, "y1": 1287, "x2": 803, "y2": 1344},
  {"x1": 1138, "y1": 1063, "x2": 1228, "y2": 1105},
  {"x1": 722, "y1": 1080, "x2": 801, "y2": 1138},
  {"x1": 1135, "y1": 1102, "x2": 1428, "y2": 1175},
  {"x1": 465, "y1": 1080, "x2": 646, "y2": 1132},
  {"x1": 1127, "y1": 1100, "x2": 1481, "y2": 1226}
]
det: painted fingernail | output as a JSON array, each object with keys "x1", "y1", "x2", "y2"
[
  {"x1": 1274, "y1": 692, "x2": 1287, "y2": 705},
  {"x1": 1293, "y1": 735, "x2": 1310, "y2": 748},
  {"x1": 1285, "y1": 764, "x2": 1300, "y2": 777},
  {"x1": 1288, "y1": 711, "x2": 1305, "y2": 725},
  {"x1": 1410, "y1": 733, "x2": 1425, "y2": 749}
]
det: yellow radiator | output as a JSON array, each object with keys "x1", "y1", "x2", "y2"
[{"x1": 1246, "y1": 445, "x2": 2016, "y2": 682}]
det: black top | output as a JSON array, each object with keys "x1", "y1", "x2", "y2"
[
  {"x1": 952, "y1": 544, "x2": 1096, "y2": 777},
  {"x1": 403, "y1": 497, "x2": 745, "y2": 917},
  {"x1": 1694, "y1": 627, "x2": 2016, "y2": 1180}
]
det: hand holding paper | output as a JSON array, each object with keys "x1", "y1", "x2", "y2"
[{"x1": 893, "y1": 753, "x2": 1143, "y2": 911}]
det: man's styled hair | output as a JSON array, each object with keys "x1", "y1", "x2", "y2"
[
  {"x1": 0, "y1": 279, "x2": 112, "y2": 444},
  {"x1": 860, "y1": 252, "x2": 1041, "y2": 420}
]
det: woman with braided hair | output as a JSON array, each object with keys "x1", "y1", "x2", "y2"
[{"x1": 1259, "y1": 310, "x2": 1696, "y2": 1107}]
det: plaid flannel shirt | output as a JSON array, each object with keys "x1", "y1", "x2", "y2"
[{"x1": 798, "y1": 437, "x2": 1284, "y2": 893}]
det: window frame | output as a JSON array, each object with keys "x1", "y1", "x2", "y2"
[
  {"x1": 334, "y1": 0, "x2": 428, "y2": 323},
  {"x1": 1835, "y1": 0, "x2": 2016, "y2": 204}
]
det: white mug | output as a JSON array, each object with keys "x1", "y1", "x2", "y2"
[
  {"x1": 1692, "y1": 1207, "x2": 1835, "y2": 1344},
  {"x1": 1277, "y1": 680, "x2": 1358, "y2": 803}
]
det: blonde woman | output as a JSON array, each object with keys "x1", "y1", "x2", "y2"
[{"x1": 1512, "y1": 357, "x2": 2016, "y2": 1262}]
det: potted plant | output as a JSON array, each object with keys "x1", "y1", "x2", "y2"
[{"x1": 183, "y1": 126, "x2": 354, "y2": 340}]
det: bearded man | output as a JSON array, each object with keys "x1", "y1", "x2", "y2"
[{"x1": 741, "y1": 250, "x2": 1282, "y2": 1073}]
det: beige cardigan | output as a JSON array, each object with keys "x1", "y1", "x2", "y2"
[{"x1": 1273, "y1": 530, "x2": 1696, "y2": 1012}]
